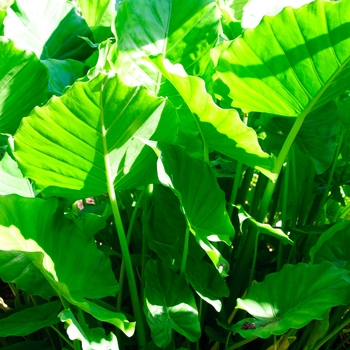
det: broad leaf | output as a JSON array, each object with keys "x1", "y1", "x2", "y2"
[
  {"x1": 0, "y1": 37, "x2": 48, "y2": 134},
  {"x1": 111, "y1": 0, "x2": 221, "y2": 91},
  {"x1": 0, "y1": 152, "x2": 34, "y2": 197},
  {"x1": 310, "y1": 221, "x2": 350, "y2": 270},
  {"x1": 60, "y1": 309, "x2": 119, "y2": 350},
  {"x1": 42, "y1": 59, "x2": 88, "y2": 96},
  {"x1": 185, "y1": 256, "x2": 229, "y2": 312},
  {"x1": 230, "y1": 262, "x2": 350, "y2": 338},
  {"x1": 149, "y1": 55, "x2": 275, "y2": 180},
  {"x1": 144, "y1": 185, "x2": 204, "y2": 271},
  {"x1": 144, "y1": 260, "x2": 201, "y2": 348},
  {"x1": 0, "y1": 301, "x2": 61, "y2": 336},
  {"x1": 0, "y1": 195, "x2": 134, "y2": 335},
  {"x1": 14, "y1": 73, "x2": 177, "y2": 199},
  {"x1": 235, "y1": 204, "x2": 293, "y2": 245},
  {"x1": 213, "y1": 0, "x2": 350, "y2": 116},
  {"x1": 147, "y1": 141, "x2": 234, "y2": 276},
  {"x1": 4, "y1": 0, "x2": 94, "y2": 60}
]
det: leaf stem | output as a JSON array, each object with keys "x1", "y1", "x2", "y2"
[
  {"x1": 100, "y1": 76, "x2": 146, "y2": 346},
  {"x1": 226, "y1": 336, "x2": 258, "y2": 350},
  {"x1": 50, "y1": 325, "x2": 74, "y2": 349},
  {"x1": 180, "y1": 226, "x2": 190, "y2": 276}
]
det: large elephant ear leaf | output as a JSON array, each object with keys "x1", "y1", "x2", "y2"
[
  {"x1": 4, "y1": 0, "x2": 94, "y2": 60},
  {"x1": 145, "y1": 141, "x2": 234, "y2": 276},
  {"x1": 0, "y1": 38, "x2": 48, "y2": 135},
  {"x1": 213, "y1": 0, "x2": 350, "y2": 116},
  {"x1": 14, "y1": 73, "x2": 177, "y2": 200},
  {"x1": 0, "y1": 195, "x2": 134, "y2": 336},
  {"x1": 228, "y1": 262, "x2": 350, "y2": 339}
]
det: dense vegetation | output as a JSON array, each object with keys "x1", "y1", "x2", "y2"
[{"x1": 1, "y1": 0, "x2": 350, "y2": 349}]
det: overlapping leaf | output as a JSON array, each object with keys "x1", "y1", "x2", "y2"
[
  {"x1": 149, "y1": 55, "x2": 275, "y2": 179},
  {"x1": 146, "y1": 141, "x2": 234, "y2": 276},
  {"x1": 14, "y1": 73, "x2": 177, "y2": 199},
  {"x1": 144, "y1": 260, "x2": 201, "y2": 348},
  {"x1": 230, "y1": 262, "x2": 350, "y2": 338},
  {"x1": 213, "y1": 0, "x2": 350, "y2": 116},
  {"x1": 0, "y1": 195, "x2": 134, "y2": 335},
  {"x1": 0, "y1": 38, "x2": 48, "y2": 134},
  {"x1": 4, "y1": 0, "x2": 94, "y2": 60}
]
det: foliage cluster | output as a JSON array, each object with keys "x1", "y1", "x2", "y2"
[{"x1": 1, "y1": 0, "x2": 350, "y2": 349}]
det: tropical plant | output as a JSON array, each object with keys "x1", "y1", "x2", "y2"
[{"x1": 0, "y1": 0, "x2": 350, "y2": 349}]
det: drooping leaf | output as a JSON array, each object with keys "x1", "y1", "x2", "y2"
[
  {"x1": 4, "y1": 0, "x2": 94, "y2": 60},
  {"x1": 235, "y1": 204, "x2": 293, "y2": 245},
  {"x1": 0, "y1": 301, "x2": 61, "y2": 337},
  {"x1": 146, "y1": 141, "x2": 234, "y2": 276},
  {"x1": 213, "y1": 0, "x2": 350, "y2": 116},
  {"x1": 144, "y1": 260, "x2": 201, "y2": 348},
  {"x1": 60, "y1": 309, "x2": 119, "y2": 350},
  {"x1": 14, "y1": 73, "x2": 177, "y2": 200},
  {"x1": 111, "y1": 0, "x2": 221, "y2": 91},
  {"x1": 260, "y1": 102, "x2": 341, "y2": 174},
  {"x1": 0, "y1": 37, "x2": 48, "y2": 134},
  {"x1": 149, "y1": 55, "x2": 275, "y2": 180},
  {"x1": 42, "y1": 59, "x2": 88, "y2": 95},
  {"x1": 0, "y1": 195, "x2": 134, "y2": 335},
  {"x1": 230, "y1": 262, "x2": 350, "y2": 338},
  {"x1": 310, "y1": 221, "x2": 350, "y2": 270},
  {"x1": 185, "y1": 256, "x2": 229, "y2": 312},
  {"x1": 0, "y1": 151, "x2": 34, "y2": 197},
  {"x1": 304, "y1": 312, "x2": 330, "y2": 350},
  {"x1": 144, "y1": 185, "x2": 204, "y2": 271}
]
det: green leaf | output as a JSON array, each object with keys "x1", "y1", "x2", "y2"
[
  {"x1": 260, "y1": 102, "x2": 341, "y2": 174},
  {"x1": 60, "y1": 309, "x2": 119, "y2": 350},
  {"x1": 42, "y1": 59, "x2": 88, "y2": 95},
  {"x1": 0, "y1": 37, "x2": 48, "y2": 134},
  {"x1": 144, "y1": 185, "x2": 204, "y2": 271},
  {"x1": 185, "y1": 256, "x2": 229, "y2": 312},
  {"x1": 144, "y1": 260, "x2": 201, "y2": 348},
  {"x1": 111, "y1": 0, "x2": 220, "y2": 91},
  {"x1": 213, "y1": 0, "x2": 350, "y2": 116},
  {"x1": 147, "y1": 141, "x2": 234, "y2": 276},
  {"x1": 0, "y1": 151, "x2": 34, "y2": 197},
  {"x1": 149, "y1": 55, "x2": 276, "y2": 180},
  {"x1": 14, "y1": 73, "x2": 177, "y2": 199},
  {"x1": 310, "y1": 221, "x2": 350, "y2": 270},
  {"x1": 231, "y1": 262, "x2": 350, "y2": 338},
  {"x1": 4, "y1": 0, "x2": 94, "y2": 60},
  {"x1": 235, "y1": 204, "x2": 293, "y2": 245},
  {"x1": 0, "y1": 195, "x2": 134, "y2": 335},
  {"x1": 304, "y1": 312, "x2": 330, "y2": 350},
  {"x1": 76, "y1": 0, "x2": 112, "y2": 27},
  {"x1": 0, "y1": 301, "x2": 61, "y2": 336}
]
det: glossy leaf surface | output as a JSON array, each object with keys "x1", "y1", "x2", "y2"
[
  {"x1": 0, "y1": 38, "x2": 48, "y2": 134},
  {"x1": 144, "y1": 260, "x2": 200, "y2": 348},
  {"x1": 14, "y1": 73, "x2": 176, "y2": 199},
  {"x1": 213, "y1": 0, "x2": 350, "y2": 116},
  {"x1": 0, "y1": 301, "x2": 61, "y2": 336},
  {"x1": 231, "y1": 262, "x2": 350, "y2": 338},
  {"x1": 4, "y1": 0, "x2": 94, "y2": 60},
  {"x1": 0, "y1": 195, "x2": 134, "y2": 335}
]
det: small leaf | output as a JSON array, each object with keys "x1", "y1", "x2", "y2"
[
  {"x1": 144, "y1": 260, "x2": 201, "y2": 348},
  {"x1": 0, "y1": 301, "x2": 61, "y2": 336},
  {"x1": 235, "y1": 204, "x2": 294, "y2": 245}
]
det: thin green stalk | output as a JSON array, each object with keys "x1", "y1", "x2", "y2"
[
  {"x1": 333, "y1": 332, "x2": 350, "y2": 350},
  {"x1": 227, "y1": 162, "x2": 243, "y2": 218},
  {"x1": 226, "y1": 336, "x2": 258, "y2": 350},
  {"x1": 180, "y1": 226, "x2": 190, "y2": 276},
  {"x1": 100, "y1": 77, "x2": 146, "y2": 347},
  {"x1": 50, "y1": 325, "x2": 75, "y2": 349},
  {"x1": 248, "y1": 231, "x2": 259, "y2": 287},
  {"x1": 311, "y1": 315, "x2": 350, "y2": 350}
]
